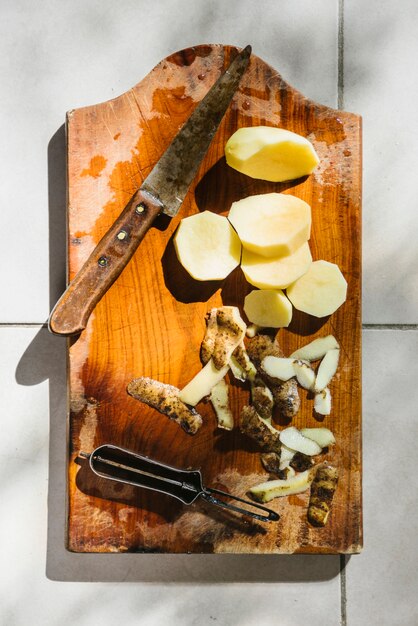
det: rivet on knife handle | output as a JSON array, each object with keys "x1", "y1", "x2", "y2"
[
  {"x1": 48, "y1": 45, "x2": 251, "y2": 336},
  {"x1": 48, "y1": 189, "x2": 163, "y2": 336}
]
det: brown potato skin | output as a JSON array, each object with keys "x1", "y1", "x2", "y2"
[
  {"x1": 240, "y1": 405, "x2": 282, "y2": 454},
  {"x1": 247, "y1": 335, "x2": 300, "y2": 419},
  {"x1": 308, "y1": 464, "x2": 339, "y2": 527},
  {"x1": 127, "y1": 377, "x2": 203, "y2": 434}
]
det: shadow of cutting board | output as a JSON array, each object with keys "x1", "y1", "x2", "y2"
[{"x1": 66, "y1": 44, "x2": 362, "y2": 554}]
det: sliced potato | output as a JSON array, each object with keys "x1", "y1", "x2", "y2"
[
  {"x1": 241, "y1": 242, "x2": 312, "y2": 289},
  {"x1": 249, "y1": 469, "x2": 314, "y2": 503},
  {"x1": 314, "y1": 348, "x2": 340, "y2": 392},
  {"x1": 228, "y1": 193, "x2": 311, "y2": 258},
  {"x1": 244, "y1": 289, "x2": 292, "y2": 328},
  {"x1": 290, "y1": 335, "x2": 340, "y2": 361},
  {"x1": 210, "y1": 379, "x2": 234, "y2": 430},
  {"x1": 300, "y1": 427, "x2": 336, "y2": 448},
  {"x1": 313, "y1": 388, "x2": 332, "y2": 415},
  {"x1": 261, "y1": 356, "x2": 295, "y2": 381},
  {"x1": 225, "y1": 126, "x2": 319, "y2": 182},
  {"x1": 174, "y1": 210, "x2": 241, "y2": 281},
  {"x1": 286, "y1": 260, "x2": 347, "y2": 318},
  {"x1": 179, "y1": 359, "x2": 229, "y2": 406},
  {"x1": 279, "y1": 426, "x2": 322, "y2": 456},
  {"x1": 293, "y1": 360, "x2": 316, "y2": 391}
]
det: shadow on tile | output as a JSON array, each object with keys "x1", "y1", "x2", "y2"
[
  {"x1": 15, "y1": 325, "x2": 344, "y2": 583},
  {"x1": 48, "y1": 124, "x2": 67, "y2": 313}
]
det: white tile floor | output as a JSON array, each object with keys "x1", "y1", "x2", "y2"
[{"x1": 1, "y1": 1, "x2": 418, "y2": 624}]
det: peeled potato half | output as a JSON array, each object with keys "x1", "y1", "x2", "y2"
[
  {"x1": 286, "y1": 260, "x2": 347, "y2": 317},
  {"x1": 228, "y1": 193, "x2": 311, "y2": 258},
  {"x1": 244, "y1": 289, "x2": 292, "y2": 328},
  {"x1": 241, "y1": 242, "x2": 312, "y2": 289},
  {"x1": 225, "y1": 126, "x2": 319, "y2": 182},
  {"x1": 174, "y1": 211, "x2": 241, "y2": 281}
]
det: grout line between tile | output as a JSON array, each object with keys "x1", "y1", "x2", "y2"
[
  {"x1": 338, "y1": 0, "x2": 344, "y2": 110},
  {"x1": 362, "y1": 324, "x2": 418, "y2": 330},
  {"x1": 340, "y1": 555, "x2": 347, "y2": 625},
  {"x1": 0, "y1": 323, "x2": 47, "y2": 328}
]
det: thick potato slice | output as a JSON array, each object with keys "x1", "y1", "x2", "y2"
[
  {"x1": 225, "y1": 126, "x2": 319, "y2": 182},
  {"x1": 244, "y1": 289, "x2": 292, "y2": 328},
  {"x1": 286, "y1": 260, "x2": 347, "y2": 317},
  {"x1": 174, "y1": 210, "x2": 241, "y2": 281},
  {"x1": 228, "y1": 193, "x2": 311, "y2": 258},
  {"x1": 241, "y1": 242, "x2": 312, "y2": 289}
]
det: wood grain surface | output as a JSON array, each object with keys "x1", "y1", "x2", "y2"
[{"x1": 66, "y1": 44, "x2": 362, "y2": 554}]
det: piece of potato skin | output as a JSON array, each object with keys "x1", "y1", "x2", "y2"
[
  {"x1": 251, "y1": 379, "x2": 274, "y2": 420},
  {"x1": 290, "y1": 452, "x2": 314, "y2": 473},
  {"x1": 260, "y1": 452, "x2": 281, "y2": 474},
  {"x1": 127, "y1": 377, "x2": 203, "y2": 435},
  {"x1": 210, "y1": 379, "x2": 234, "y2": 430},
  {"x1": 247, "y1": 335, "x2": 300, "y2": 419},
  {"x1": 212, "y1": 307, "x2": 246, "y2": 369},
  {"x1": 240, "y1": 405, "x2": 282, "y2": 454},
  {"x1": 308, "y1": 464, "x2": 339, "y2": 527},
  {"x1": 260, "y1": 452, "x2": 291, "y2": 480},
  {"x1": 201, "y1": 308, "x2": 218, "y2": 364},
  {"x1": 249, "y1": 469, "x2": 314, "y2": 503}
]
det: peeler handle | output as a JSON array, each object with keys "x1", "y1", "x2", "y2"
[{"x1": 200, "y1": 487, "x2": 279, "y2": 523}]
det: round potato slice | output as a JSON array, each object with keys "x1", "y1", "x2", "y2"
[
  {"x1": 228, "y1": 193, "x2": 311, "y2": 258},
  {"x1": 241, "y1": 242, "x2": 312, "y2": 289},
  {"x1": 174, "y1": 211, "x2": 241, "y2": 281},
  {"x1": 244, "y1": 289, "x2": 292, "y2": 328},
  {"x1": 286, "y1": 260, "x2": 347, "y2": 317},
  {"x1": 225, "y1": 126, "x2": 319, "y2": 182}
]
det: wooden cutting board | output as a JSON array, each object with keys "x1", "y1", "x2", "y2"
[{"x1": 67, "y1": 44, "x2": 362, "y2": 554}]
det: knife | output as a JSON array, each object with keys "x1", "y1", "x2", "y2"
[{"x1": 49, "y1": 45, "x2": 251, "y2": 336}]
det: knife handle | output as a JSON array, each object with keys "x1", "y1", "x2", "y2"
[{"x1": 48, "y1": 188, "x2": 163, "y2": 336}]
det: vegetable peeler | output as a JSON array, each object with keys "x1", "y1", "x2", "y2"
[{"x1": 79, "y1": 444, "x2": 279, "y2": 523}]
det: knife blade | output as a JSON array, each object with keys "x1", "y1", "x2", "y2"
[{"x1": 48, "y1": 45, "x2": 251, "y2": 336}]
